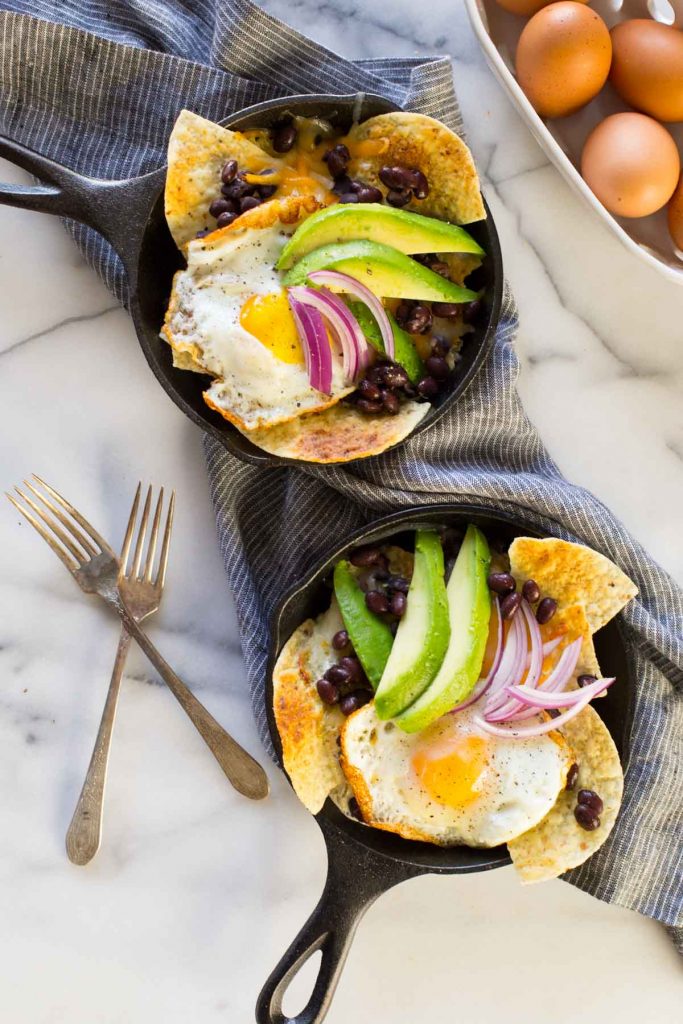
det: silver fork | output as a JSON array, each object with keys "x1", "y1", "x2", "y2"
[
  {"x1": 65, "y1": 483, "x2": 173, "y2": 865},
  {"x1": 7, "y1": 476, "x2": 269, "y2": 824}
]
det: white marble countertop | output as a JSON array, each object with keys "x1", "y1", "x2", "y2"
[{"x1": 0, "y1": 3, "x2": 681, "y2": 1022}]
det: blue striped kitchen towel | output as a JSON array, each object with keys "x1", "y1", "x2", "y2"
[{"x1": 0, "y1": 0, "x2": 679, "y2": 950}]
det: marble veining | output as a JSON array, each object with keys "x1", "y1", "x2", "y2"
[{"x1": 0, "y1": 3, "x2": 681, "y2": 1022}]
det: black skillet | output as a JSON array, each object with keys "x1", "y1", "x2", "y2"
[
  {"x1": 0, "y1": 93, "x2": 502, "y2": 467},
  {"x1": 258, "y1": 502, "x2": 634, "y2": 1024}
]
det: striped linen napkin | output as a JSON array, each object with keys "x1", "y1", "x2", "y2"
[{"x1": 0, "y1": 0, "x2": 679, "y2": 949}]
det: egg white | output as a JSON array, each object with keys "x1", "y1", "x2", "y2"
[
  {"x1": 341, "y1": 702, "x2": 573, "y2": 847},
  {"x1": 164, "y1": 223, "x2": 352, "y2": 431}
]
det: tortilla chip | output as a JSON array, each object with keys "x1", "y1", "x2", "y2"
[
  {"x1": 165, "y1": 109, "x2": 277, "y2": 248},
  {"x1": 273, "y1": 600, "x2": 351, "y2": 815},
  {"x1": 509, "y1": 537, "x2": 637, "y2": 634},
  {"x1": 348, "y1": 112, "x2": 485, "y2": 225},
  {"x1": 541, "y1": 603, "x2": 602, "y2": 682},
  {"x1": 242, "y1": 399, "x2": 429, "y2": 463},
  {"x1": 508, "y1": 706, "x2": 623, "y2": 883}
]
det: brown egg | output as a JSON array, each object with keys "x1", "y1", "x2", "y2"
[
  {"x1": 496, "y1": 0, "x2": 588, "y2": 14},
  {"x1": 668, "y1": 176, "x2": 683, "y2": 250},
  {"x1": 610, "y1": 20, "x2": 683, "y2": 123},
  {"x1": 581, "y1": 113, "x2": 681, "y2": 218},
  {"x1": 516, "y1": 2, "x2": 612, "y2": 118}
]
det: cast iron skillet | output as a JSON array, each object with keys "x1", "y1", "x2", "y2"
[
  {"x1": 0, "y1": 94, "x2": 502, "y2": 467},
  {"x1": 258, "y1": 503, "x2": 634, "y2": 1024}
]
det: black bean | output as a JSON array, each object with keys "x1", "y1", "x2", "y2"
[
  {"x1": 566, "y1": 763, "x2": 580, "y2": 791},
  {"x1": 325, "y1": 664, "x2": 351, "y2": 686},
  {"x1": 221, "y1": 159, "x2": 238, "y2": 184},
  {"x1": 332, "y1": 175, "x2": 353, "y2": 195},
  {"x1": 382, "y1": 391, "x2": 400, "y2": 415},
  {"x1": 431, "y1": 335, "x2": 451, "y2": 357},
  {"x1": 350, "y1": 547, "x2": 383, "y2": 568},
  {"x1": 391, "y1": 591, "x2": 407, "y2": 617},
  {"x1": 430, "y1": 260, "x2": 451, "y2": 278},
  {"x1": 547, "y1": 708, "x2": 561, "y2": 719},
  {"x1": 379, "y1": 165, "x2": 414, "y2": 190},
  {"x1": 272, "y1": 121, "x2": 297, "y2": 153},
  {"x1": 395, "y1": 301, "x2": 415, "y2": 328},
  {"x1": 487, "y1": 572, "x2": 516, "y2": 595},
  {"x1": 339, "y1": 192, "x2": 360, "y2": 204},
  {"x1": 386, "y1": 188, "x2": 412, "y2": 208},
  {"x1": 348, "y1": 179, "x2": 365, "y2": 193},
  {"x1": 404, "y1": 305, "x2": 433, "y2": 334},
  {"x1": 356, "y1": 185, "x2": 383, "y2": 203},
  {"x1": 332, "y1": 629, "x2": 350, "y2": 650},
  {"x1": 259, "y1": 184, "x2": 277, "y2": 199},
  {"x1": 425, "y1": 355, "x2": 449, "y2": 380},
  {"x1": 338, "y1": 656, "x2": 363, "y2": 684},
  {"x1": 348, "y1": 796, "x2": 363, "y2": 821},
  {"x1": 222, "y1": 178, "x2": 251, "y2": 200},
  {"x1": 577, "y1": 674, "x2": 597, "y2": 688},
  {"x1": 240, "y1": 195, "x2": 262, "y2": 213},
  {"x1": 324, "y1": 144, "x2": 350, "y2": 179},
  {"x1": 384, "y1": 364, "x2": 410, "y2": 389},
  {"x1": 366, "y1": 590, "x2": 389, "y2": 615},
  {"x1": 216, "y1": 211, "x2": 237, "y2": 228},
  {"x1": 536, "y1": 597, "x2": 557, "y2": 624},
  {"x1": 463, "y1": 298, "x2": 483, "y2": 325},
  {"x1": 357, "y1": 397, "x2": 382, "y2": 412},
  {"x1": 406, "y1": 168, "x2": 429, "y2": 198},
  {"x1": 387, "y1": 575, "x2": 410, "y2": 594},
  {"x1": 209, "y1": 197, "x2": 232, "y2": 219},
  {"x1": 432, "y1": 302, "x2": 460, "y2": 319},
  {"x1": 522, "y1": 579, "x2": 540, "y2": 603},
  {"x1": 417, "y1": 376, "x2": 439, "y2": 398},
  {"x1": 574, "y1": 804, "x2": 600, "y2": 831},
  {"x1": 340, "y1": 690, "x2": 370, "y2": 716},
  {"x1": 577, "y1": 790, "x2": 604, "y2": 814},
  {"x1": 358, "y1": 378, "x2": 382, "y2": 402},
  {"x1": 500, "y1": 592, "x2": 522, "y2": 620},
  {"x1": 316, "y1": 678, "x2": 339, "y2": 705}
]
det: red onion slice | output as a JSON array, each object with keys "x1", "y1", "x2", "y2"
[
  {"x1": 474, "y1": 680, "x2": 614, "y2": 739},
  {"x1": 484, "y1": 611, "x2": 526, "y2": 705},
  {"x1": 490, "y1": 637, "x2": 584, "y2": 723},
  {"x1": 486, "y1": 600, "x2": 544, "y2": 720},
  {"x1": 307, "y1": 269, "x2": 395, "y2": 360},
  {"x1": 288, "y1": 293, "x2": 333, "y2": 394},
  {"x1": 503, "y1": 677, "x2": 615, "y2": 708},
  {"x1": 451, "y1": 597, "x2": 504, "y2": 713},
  {"x1": 288, "y1": 284, "x2": 368, "y2": 384}
]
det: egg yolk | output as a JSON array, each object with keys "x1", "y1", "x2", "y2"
[
  {"x1": 412, "y1": 734, "x2": 488, "y2": 809},
  {"x1": 240, "y1": 291, "x2": 304, "y2": 365}
]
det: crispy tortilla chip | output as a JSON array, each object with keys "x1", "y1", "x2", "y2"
[
  {"x1": 165, "y1": 109, "x2": 277, "y2": 248},
  {"x1": 541, "y1": 603, "x2": 602, "y2": 682},
  {"x1": 273, "y1": 600, "x2": 351, "y2": 815},
  {"x1": 242, "y1": 399, "x2": 429, "y2": 463},
  {"x1": 509, "y1": 537, "x2": 637, "y2": 634},
  {"x1": 508, "y1": 706, "x2": 623, "y2": 883},
  {"x1": 348, "y1": 112, "x2": 485, "y2": 225}
]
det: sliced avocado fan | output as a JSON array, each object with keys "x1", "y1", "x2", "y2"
[
  {"x1": 395, "y1": 524, "x2": 491, "y2": 734},
  {"x1": 374, "y1": 529, "x2": 450, "y2": 720},
  {"x1": 277, "y1": 203, "x2": 484, "y2": 269}
]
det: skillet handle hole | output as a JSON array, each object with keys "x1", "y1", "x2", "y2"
[{"x1": 281, "y1": 949, "x2": 323, "y2": 1020}]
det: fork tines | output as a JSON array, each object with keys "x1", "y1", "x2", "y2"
[{"x1": 120, "y1": 483, "x2": 175, "y2": 587}]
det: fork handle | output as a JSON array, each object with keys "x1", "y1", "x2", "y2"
[
  {"x1": 65, "y1": 626, "x2": 132, "y2": 866},
  {"x1": 114, "y1": 602, "x2": 269, "y2": 801}
]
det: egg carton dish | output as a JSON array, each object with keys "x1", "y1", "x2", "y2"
[
  {"x1": 466, "y1": 0, "x2": 683, "y2": 283},
  {"x1": 273, "y1": 522, "x2": 636, "y2": 881},
  {"x1": 161, "y1": 107, "x2": 497, "y2": 463}
]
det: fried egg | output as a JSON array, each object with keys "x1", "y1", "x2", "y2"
[
  {"x1": 341, "y1": 702, "x2": 573, "y2": 847},
  {"x1": 163, "y1": 221, "x2": 353, "y2": 431}
]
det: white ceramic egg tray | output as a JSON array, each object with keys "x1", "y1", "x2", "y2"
[{"x1": 466, "y1": 0, "x2": 683, "y2": 284}]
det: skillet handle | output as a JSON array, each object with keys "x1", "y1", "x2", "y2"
[
  {"x1": 0, "y1": 135, "x2": 163, "y2": 281},
  {"x1": 256, "y1": 816, "x2": 423, "y2": 1024}
]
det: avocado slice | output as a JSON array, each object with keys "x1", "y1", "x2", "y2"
[
  {"x1": 277, "y1": 204, "x2": 484, "y2": 270},
  {"x1": 333, "y1": 560, "x2": 394, "y2": 689},
  {"x1": 374, "y1": 530, "x2": 450, "y2": 720},
  {"x1": 347, "y1": 301, "x2": 423, "y2": 384},
  {"x1": 395, "y1": 524, "x2": 491, "y2": 733},
  {"x1": 283, "y1": 240, "x2": 478, "y2": 303}
]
